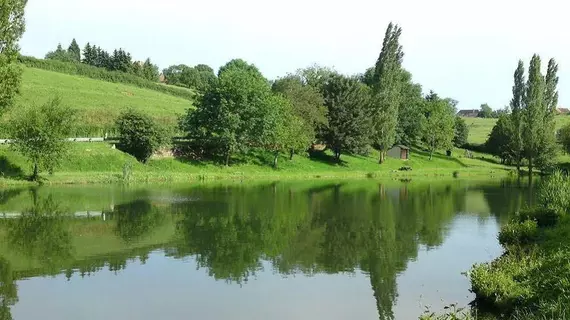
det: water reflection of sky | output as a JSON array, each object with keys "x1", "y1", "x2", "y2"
[{"x1": 11, "y1": 214, "x2": 502, "y2": 320}]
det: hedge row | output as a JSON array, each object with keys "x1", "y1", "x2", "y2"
[{"x1": 18, "y1": 56, "x2": 195, "y2": 101}]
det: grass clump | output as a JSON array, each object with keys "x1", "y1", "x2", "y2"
[{"x1": 498, "y1": 219, "x2": 538, "y2": 247}]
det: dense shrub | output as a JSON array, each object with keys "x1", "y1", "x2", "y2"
[
  {"x1": 537, "y1": 170, "x2": 570, "y2": 215},
  {"x1": 515, "y1": 208, "x2": 558, "y2": 227},
  {"x1": 116, "y1": 109, "x2": 169, "y2": 163},
  {"x1": 18, "y1": 56, "x2": 194, "y2": 101},
  {"x1": 498, "y1": 220, "x2": 538, "y2": 246}
]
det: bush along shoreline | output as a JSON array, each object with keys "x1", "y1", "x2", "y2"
[{"x1": 467, "y1": 171, "x2": 570, "y2": 319}]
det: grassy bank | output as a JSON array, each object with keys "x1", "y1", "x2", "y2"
[
  {"x1": 0, "y1": 142, "x2": 512, "y2": 185},
  {"x1": 424, "y1": 172, "x2": 570, "y2": 319},
  {"x1": 0, "y1": 67, "x2": 194, "y2": 136}
]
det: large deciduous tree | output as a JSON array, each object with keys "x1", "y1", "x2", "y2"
[
  {"x1": 9, "y1": 98, "x2": 75, "y2": 181},
  {"x1": 396, "y1": 70, "x2": 425, "y2": 145},
  {"x1": 422, "y1": 91, "x2": 455, "y2": 160},
  {"x1": 322, "y1": 74, "x2": 371, "y2": 162},
  {"x1": 181, "y1": 59, "x2": 274, "y2": 165},
  {"x1": 453, "y1": 116, "x2": 469, "y2": 148},
  {"x1": 0, "y1": 0, "x2": 27, "y2": 112},
  {"x1": 370, "y1": 23, "x2": 404, "y2": 164},
  {"x1": 272, "y1": 75, "x2": 328, "y2": 148},
  {"x1": 486, "y1": 113, "x2": 515, "y2": 164}
]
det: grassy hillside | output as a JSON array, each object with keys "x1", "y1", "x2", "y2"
[
  {"x1": 2, "y1": 67, "x2": 194, "y2": 136},
  {"x1": 0, "y1": 142, "x2": 511, "y2": 185},
  {"x1": 463, "y1": 115, "x2": 570, "y2": 145}
]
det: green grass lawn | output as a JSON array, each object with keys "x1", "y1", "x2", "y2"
[
  {"x1": 463, "y1": 115, "x2": 570, "y2": 145},
  {"x1": 0, "y1": 142, "x2": 512, "y2": 185},
  {"x1": 2, "y1": 67, "x2": 194, "y2": 136}
]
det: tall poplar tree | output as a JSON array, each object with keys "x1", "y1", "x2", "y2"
[
  {"x1": 371, "y1": 23, "x2": 404, "y2": 164},
  {"x1": 509, "y1": 60, "x2": 525, "y2": 173},
  {"x1": 0, "y1": 0, "x2": 27, "y2": 112},
  {"x1": 522, "y1": 54, "x2": 545, "y2": 175},
  {"x1": 536, "y1": 58, "x2": 559, "y2": 170}
]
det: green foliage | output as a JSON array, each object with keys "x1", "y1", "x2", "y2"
[
  {"x1": 397, "y1": 70, "x2": 425, "y2": 145},
  {"x1": 453, "y1": 116, "x2": 469, "y2": 147},
  {"x1": 9, "y1": 98, "x2": 75, "y2": 180},
  {"x1": 0, "y1": 0, "x2": 27, "y2": 112},
  {"x1": 537, "y1": 170, "x2": 570, "y2": 215},
  {"x1": 515, "y1": 208, "x2": 558, "y2": 227},
  {"x1": 510, "y1": 60, "x2": 525, "y2": 170},
  {"x1": 45, "y1": 44, "x2": 76, "y2": 62},
  {"x1": 370, "y1": 23, "x2": 404, "y2": 162},
  {"x1": 116, "y1": 109, "x2": 169, "y2": 163},
  {"x1": 559, "y1": 123, "x2": 570, "y2": 154},
  {"x1": 322, "y1": 74, "x2": 371, "y2": 161},
  {"x1": 19, "y1": 56, "x2": 194, "y2": 100},
  {"x1": 422, "y1": 92, "x2": 455, "y2": 159},
  {"x1": 486, "y1": 113, "x2": 515, "y2": 163},
  {"x1": 180, "y1": 59, "x2": 275, "y2": 165},
  {"x1": 67, "y1": 38, "x2": 81, "y2": 62},
  {"x1": 162, "y1": 63, "x2": 217, "y2": 93},
  {"x1": 272, "y1": 74, "x2": 327, "y2": 145},
  {"x1": 478, "y1": 103, "x2": 493, "y2": 118},
  {"x1": 498, "y1": 220, "x2": 538, "y2": 246}
]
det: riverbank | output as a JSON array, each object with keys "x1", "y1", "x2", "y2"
[
  {"x1": 424, "y1": 172, "x2": 570, "y2": 320},
  {"x1": 0, "y1": 143, "x2": 513, "y2": 185}
]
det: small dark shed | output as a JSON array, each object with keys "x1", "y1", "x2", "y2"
[{"x1": 387, "y1": 145, "x2": 410, "y2": 160}]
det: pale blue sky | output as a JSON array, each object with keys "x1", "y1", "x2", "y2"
[{"x1": 19, "y1": 0, "x2": 568, "y2": 110}]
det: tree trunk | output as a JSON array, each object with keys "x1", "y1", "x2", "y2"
[
  {"x1": 31, "y1": 162, "x2": 39, "y2": 181},
  {"x1": 273, "y1": 152, "x2": 279, "y2": 168},
  {"x1": 289, "y1": 149, "x2": 294, "y2": 160},
  {"x1": 335, "y1": 151, "x2": 341, "y2": 162},
  {"x1": 429, "y1": 149, "x2": 433, "y2": 161},
  {"x1": 516, "y1": 156, "x2": 521, "y2": 175},
  {"x1": 378, "y1": 151, "x2": 385, "y2": 164},
  {"x1": 528, "y1": 156, "x2": 533, "y2": 177},
  {"x1": 225, "y1": 151, "x2": 230, "y2": 167}
]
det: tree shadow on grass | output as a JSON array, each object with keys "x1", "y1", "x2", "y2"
[
  {"x1": 308, "y1": 150, "x2": 348, "y2": 167},
  {"x1": 0, "y1": 156, "x2": 26, "y2": 180},
  {"x1": 412, "y1": 149, "x2": 469, "y2": 168}
]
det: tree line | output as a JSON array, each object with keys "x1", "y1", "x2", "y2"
[
  {"x1": 45, "y1": 39, "x2": 159, "y2": 81},
  {"x1": 485, "y1": 55, "x2": 559, "y2": 175},
  {"x1": 2, "y1": 7, "x2": 471, "y2": 180}
]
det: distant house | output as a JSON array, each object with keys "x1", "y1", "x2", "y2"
[
  {"x1": 387, "y1": 145, "x2": 410, "y2": 160},
  {"x1": 457, "y1": 109, "x2": 480, "y2": 117},
  {"x1": 557, "y1": 107, "x2": 570, "y2": 114},
  {"x1": 159, "y1": 73, "x2": 166, "y2": 83}
]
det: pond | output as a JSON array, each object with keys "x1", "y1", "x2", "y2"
[{"x1": 0, "y1": 180, "x2": 534, "y2": 319}]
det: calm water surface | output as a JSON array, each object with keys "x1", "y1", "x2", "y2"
[{"x1": 0, "y1": 180, "x2": 533, "y2": 320}]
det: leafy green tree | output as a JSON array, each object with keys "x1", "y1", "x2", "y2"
[
  {"x1": 509, "y1": 60, "x2": 525, "y2": 173},
  {"x1": 396, "y1": 70, "x2": 425, "y2": 145},
  {"x1": 162, "y1": 64, "x2": 191, "y2": 85},
  {"x1": 370, "y1": 23, "x2": 404, "y2": 163},
  {"x1": 116, "y1": 109, "x2": 169, "y2": 163},
  {"x1": 0, "y1": 0, "x2": 27, "y2": 112},
  {"x1": 45, "y1": 43, "x2": 76, "y2": 62},
  {"x1": 453, "y1": 116, "x2": 469, "y2": 147},
  {"x1": 272, "y1": 75, "x2": 327, "y2": 147},
  {"x1": 559, "y1": 124, "x2": 570, "y2": 155},
  {"x1": 322, "y1": 74, "x2": 371, "y2": 161},
  {"x1": 260, "y1": 95, "x2": 311, "y2": 167},
  {"x1": 297, "y1": 64, "x2": 336, "y2": 92},
  {"x1": 486, "y1": 113, "x2": 515, "y2": 163},
  {"x1": 67, "y1": 38, "x2": 80, "y2": 62},
  {"x1": 478, "y1": 103, "x2": 493, "y2": 118},
  {"x1": 142, "y1": 58, "x2": 159, "y2": 81},
  {"x1": 9, "y1": 97, "x2": 75, "y2": 181},
  {"x1": 536, "y1": 58, "x2": 560, "y2": 170},
  {"x1": 422, "y1": 91, "x2": 455, "y2": 160},
  {"x1": 181, "y1": 59, "x2": 273, "y2": 165}
]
